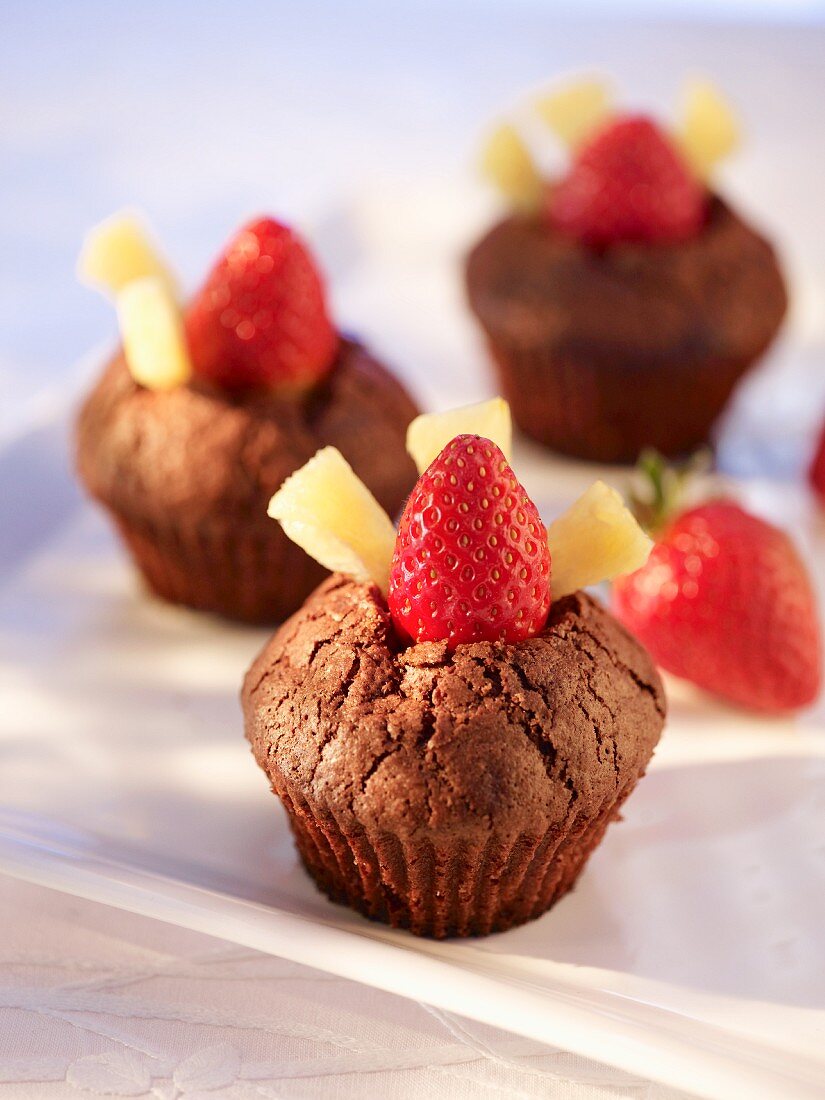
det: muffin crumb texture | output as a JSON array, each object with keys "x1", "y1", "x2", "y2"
[
  {"x1": 76, "y1": 339, "x2": 418, "y2": 622},
  {"x1": 243, "y1": 576, "x2": 665, "y2": 937}
]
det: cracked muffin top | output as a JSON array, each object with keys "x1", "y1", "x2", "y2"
[
  {"x1": 76, "y1": 337, "x2": 418, "y2": 529},
  {"x1": 243, "y1": 575, "x2": 665, "y2": 838}
]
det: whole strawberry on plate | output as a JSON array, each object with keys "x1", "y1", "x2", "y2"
[
  {"x1": 465, "y1": 75, "x2": 788, "y2": 462},
  {"x1": 75, "y1": 212, "x2": 419, "y2": 622},
  {"x1": 613, "y1": 453, "x2": 823, "y2": 714},
  {"x1": 245, "y1": 399, "x2": 666, "y2": 937},
  {"x1": 810, "y1": 417, "x2": 825, "y2": 507}
]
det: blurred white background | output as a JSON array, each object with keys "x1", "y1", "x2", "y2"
[{"x1": 3, "y1": 0, "x2": 825, "y2": 450}]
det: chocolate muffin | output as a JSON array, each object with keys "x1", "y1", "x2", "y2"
[
  {"x1": 243, "y1": 576, "x2": 665, "y2": 937},
  {"x1": 466, "y1": 197, "x2": 787, "y2": 463},
  {"x1": 75, "y1": 213, "x2": 418, "y2": 623},
  {"x1": 467, "y1": 92, "x2": 788, "y2": 463},
  {"x1": 77, "y1": 339, "x2": 418, "y2": 623}
]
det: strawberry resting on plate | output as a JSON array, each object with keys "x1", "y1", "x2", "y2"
[
  {"x1": 613, "y1": 457, "x2": 823, "y2": 714},
  {"x1": 810, "y1": 418, "x2": 825, "y2": 507}
]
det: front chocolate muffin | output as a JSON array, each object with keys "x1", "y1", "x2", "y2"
[
  {"x1": 75, "y1": 214, "x2": 418, "y2": 622},
  {"x1": 242, "y1": 402, "x2": 665, "y2": 937},
  {"x1": 244, "y1": 577, "x2": 664, "y2": 937}
]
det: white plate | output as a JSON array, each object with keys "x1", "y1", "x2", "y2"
[{"x1": 0, "y1": 382, "x2": 824, "y2": 1100}]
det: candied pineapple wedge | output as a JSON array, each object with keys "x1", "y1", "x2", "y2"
[
  {"x1": 117, "y1": 277, "x2": 192, "y2": 391},
  {"x1": 547, "y1": 481, "x2": 652, "y2": 598},
  {"x1": 535, "y1": 78, "x2": 612, "y2": 149},
  {"x1": 268, "y1": 448, "x2": 396, "y2": 594},
  {"x1": 406, "y1": 398, "x2": 512, "y2": 474},
  {"x1": 480, "y1": 124, "x2": 543, "y2": 212},
  {"x1": 78, "y1": 211, "x2": 178, "y2": 299},
  {"x1": 678, "y1": 78, "x2": 739, "y2": 179}
]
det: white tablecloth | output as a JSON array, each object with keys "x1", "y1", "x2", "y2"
[
  {"x1": 0, "y1": 878, "x2": 695, "y2": 1099},
  {"x1": 3, "y1": 3, "x2": 824, "y2": 1096}
]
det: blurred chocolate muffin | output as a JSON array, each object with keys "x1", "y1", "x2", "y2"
[
  {"x1": 76, "y1": 214, "x2": 418, "y2": 623},
  {"x1": 466, "y1": 197, "x2": 787, "y2": 462},
  {"x1": 465, "y1": 85, "x2": 787, "y2": 462},
  {"x1": 77, "y1": 339, "x2": 418, "y2": 623}
]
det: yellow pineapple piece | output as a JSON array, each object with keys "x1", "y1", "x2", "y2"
[
  {"x1": 480, "y1": 124, "x2": 543, "y2": 211},
  {"x1": 547, "y1": 481, "x2": 652, "y2": 598},
  {"x1": 406, "y1": 398, "x2": 513, "y2": 474},
  {"x1": 78, "y1": 211, "x2": 178, "y2": 299},
  {"x1": 535, "y1": 78, "x2": 612, "y2": 149},
  {"x1": 678, "y1": 78, "x2": 739, "y2": 178},
  {"x1": 268, "y1": 448, "x2": 396, "y2": 593},
  {"x1": 117, "y1": 277, "x2": 192, "y2": 391}
]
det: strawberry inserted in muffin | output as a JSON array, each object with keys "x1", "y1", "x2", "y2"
[
  {"x1": 185, "y1": 217, "x2": 338, "y2": 392},
  {"x1": 267, "y1": 399, "x2": 652, "y2": 650},
  {"x1": 75, "y1": 210, "x2": 419, "y2": 622},
  {"x1": 388, "y1": 435, "x2": 552, "y2": 648},
  {"x1": 78, "y1": 212, "x2": 340, "y2": 395},
  {"x1": 549, "y1": 115, "x2": 706, "y2": 246}
]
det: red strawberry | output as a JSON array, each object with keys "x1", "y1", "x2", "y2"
[
  {"x1": 185, "y1": 217, "x2": 338, "y2": 391},
  {"x1": 613, "y1": 500, "x2": 822, "y2": 713},
  {"x1": 549, "y1": 115, "x2": 706, "y2": 246},
  {"x1": 810, "y1": 420, "x2": 825, "y2": 505},
  {"x1": 387, "y1": 435, "x2": 551, "y2": 649}
]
